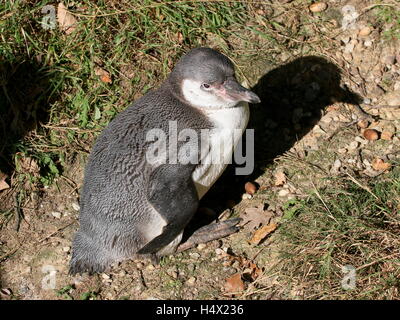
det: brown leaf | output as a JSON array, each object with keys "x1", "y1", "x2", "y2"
[
  {"x1": 94, "y1": 67, "x2": 112, "y2": 84},
  {"x1": 371, "y1": 158, "x2": 391, "y2": 172},
  {"x1": 244, "y1": 261, "x2": 263, "y2": 281},
  {"x1": 0, "y1": 171, "x2": 10, "y2": 191},
  {"x1": 224, "y1": 273, "x2": 245, "y2": 295},
  {"x1": 240, "y1": 204, "x2": 273, "y2": 230},
  {"x1": 274, "y1": 171, "x2": 287, "y2": 186},
  {"x1": 57, "y1": 3, "x2": 77, "y2": 35},
  {"x1": 249, "y1": 222, "x2": 277, "y2": 245}
]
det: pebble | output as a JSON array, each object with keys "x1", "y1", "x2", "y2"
[
  {"x1": 364, "y1": 40, "x2": 373, "y2": 47},
  {"x1": 186, "y1": 277, "x2": 196, "y2": 286},
  {"x1": 278, "y1": 189, "x2": 290, "y2": 197},
  {"x1": 357, "y1": 119, "x2": 369, "y2": 129},
  {"x1": 309, "y1": 2, "x2": 327, "y2": 13},
  {"x1": 242, "y1": 193, "x2": 252, "y2": 200},
  {"x1": 338, "y1": 148, "x2": 347, "y2": 154},
  {"x1": 71, "y1": 202, "x2": 80, "y2": 211},
  {"x1": 362, "y1": 159, "x2": 371, "y2": 167},
  {"x1": 215, "y1": 248, "x2": 224, "y2": 255},
  {"x1": 51, "y1": 211, "x2": 62, "y2": 219},
  {"x1": 146, "y1": 264, "x2": 155, "y2": 271},
  {"x1": 136, "y1": 262, "x2": 144, "y2": 269},
  {"x1": 101, "y1": 273, "x2": 111, "y2": 280},
  {"x1": 62, "y1": 246, "x2": 70, "y2": 253},
  {"x1": 384, "y1": 90, "x2": 400, "y2": 106},
  {"x1": 348, "y1": 141, "x2": 359, "y2": 150},
  {"x1": 197, "y1": 243, "x2": 207, "y2": 251},
  {"x1": 381, "y1": 131, "x2": 393, "y2": 140},
  {"x1": 189, "y1": 252, "x2": 200, "y2": 260},
  {"x1": 330, "y1": 159, "x2": 342, "y2": 173},
  {"x1": 381, "y1": 55, "x2": 396, "y2": 66},
  {"x1": 359, "y1": 26, "x2": 372, "y2": 37}
]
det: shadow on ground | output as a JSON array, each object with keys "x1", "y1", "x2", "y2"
[
  {"x1": 0, "y1": 58, "x2": 63, "y2": 177},
  {"x1": 194, "y1": 55, "x2": 363, "y2": 229}
]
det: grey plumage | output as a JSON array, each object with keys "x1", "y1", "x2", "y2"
[{"x1": 69, "y1": 47, "x2": 259, "y2": 274}]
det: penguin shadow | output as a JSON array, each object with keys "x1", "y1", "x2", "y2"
[
  {"x1": 0, "y1": 58, "x2": 63, "y2": 179},
  {"x1": 189, "y1": 55, "x2": 363, "y2": 232}
]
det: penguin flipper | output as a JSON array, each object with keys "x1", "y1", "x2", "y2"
[{"x1": 138, "y1": 164, "x2": 198, "y2": 254}]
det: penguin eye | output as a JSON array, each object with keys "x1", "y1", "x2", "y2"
[{"x1": 201, "y1": 83, "x2": 211, "y2": 90}]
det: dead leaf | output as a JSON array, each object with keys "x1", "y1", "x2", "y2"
[
  {"x1": 243, "y1": 261, "x2": 263, "y2": 281},
  {"x1": 249, "y1": 222, "x2": 277, "y2": 245},
  {"x1": 224, "y1": 273, "x2": 245, "y2": 295},
  {"x1": 371, "y1": 158, "x2": 391, "y2": 172},
  {"x1": 94, "y1": 67, "x2": 112, "y2": 84},
  {"x1": 0, "y1": 171, "x2": 10, "y2": 191},
  {"x1": 274, "y1": 171, "x2": 287, "y2": 186},
  {"x1": 57, "y1": 3, "x2": 77, "y2": 35},
  {"x1": 240, "y1": 204, "x2": 273, "y2": 230}
]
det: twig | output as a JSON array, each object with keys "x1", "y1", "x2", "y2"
[
  {"x1": 311, "y1": 181, "x2": 338, "y2": 223},
  {"x1": 345, "y1": 173, "x2": 379, "y2": 201},
  {"x1": 38, "y1": 221, "x2": 76, "y2": 244}
]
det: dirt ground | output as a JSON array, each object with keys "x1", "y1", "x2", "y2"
[{"x1": 1, "y1": 0, "x2": 400, "y2": 300}]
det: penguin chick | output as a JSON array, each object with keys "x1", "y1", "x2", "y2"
[{"x1": 69, "y1": 47, "x2": 260, "y2": 274}]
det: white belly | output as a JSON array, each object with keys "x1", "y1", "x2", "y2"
[{"x1": 192, "y1": 102, "x2": 250, "y2": 199}]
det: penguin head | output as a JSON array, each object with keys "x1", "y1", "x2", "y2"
[{"x1": 169, "y1": 47, "x2": 260, "y2": 109}]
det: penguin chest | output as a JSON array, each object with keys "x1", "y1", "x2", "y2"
[{"x1": 192, "y1": 103, "x2": 250, "y2": 199}]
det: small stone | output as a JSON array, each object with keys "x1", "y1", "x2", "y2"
[
  {"x1": 348, "y1": 141, "x2": 359, "y2": 150},
  {"x1": 118, "y1": 270, "x2": 127, "y2": 277},
  {"x1": 51, "y1": 211, "x2": 62, "y2": 219},
  {"x1": 384, "y1": 90, "x2": 400, "y2": 106},
  {"x1": 71, "y1": 202, "x2": 80, "y2": 211},
  {"x1": 381, "y1": 55, "x2": 396, "y2": 65},
  {"x1": 338, "y1": 147, "x2": 347, "y2": 154},
  {"x1": 362, "y1": 159, "x2": 371, "y2": 167},
  {"x1": 242, "y1": 193, "x2": 252, "y2": 200},
  {"x1": 363, "y1": 98, "x2": 371, "y2": 105},
  {"x1": 330, "y1": 159, "x2": 342, "y2": 173},
  {"x1": 101, "y1": 273, "x2": 111, "y2": 280},
  {"x1": 146, "y1": 264, "x2": 155, "y2": 271},
  {"x1": 278, "y1": 189, "x2": 290, "y2": 197},
  {"x1": 136, "y1": 262, "x2": 144, "y2": 269},
  {"x1": 344, "y1": 42, "x2": 355, "y2": 53},
  {"x1": 62, "y1": 246, "x2": 70, "y2": 253},
  {"x1": 186, "y1": 276, "x2": 196, "y2": 286},
  {"x1": 364, "y1": 40, "x2": 373, "y2": 47},
  {"x1": 309, "y1": 2, "x2": 327, "y2": 12},
  {"x1": 313, "y1": 125, "x2": 326, "y2": 135},
  {"x1": 215, "y1": 248, "x2": 224, "y2": 255},
  {"x1": 189, "y1": 252, "x2": 200, "y2": 260},
  {"x1": 381, "y1": 131, "x2": 393, "y2": 140},
  {"x1": 359, "y1": 26, "x2": 372, "y2": 37},
  {"x1": 197, "y1": 243, "x2": 207, "y2": 251},
  {"x1": 357, "y1": 119, "x2": 369, "y2": 128},
  {"x1": 355, "y1": 136, "x2": 367, "y2": 144}
]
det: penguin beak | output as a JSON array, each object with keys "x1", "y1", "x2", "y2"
[{"x1": 218, "y1": 78, "x2": 261, "y2": 104}]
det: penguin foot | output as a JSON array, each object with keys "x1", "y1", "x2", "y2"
[{"x1": 176, "y1": 218, "x2": 241, "y2": 253}]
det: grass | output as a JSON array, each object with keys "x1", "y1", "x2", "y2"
[
  {"x1": 1, "y1": 0, "x2": 400, "y2": 300},
  {"x1": 276, "y1": 165, "x2": 400, "y2": 299}
]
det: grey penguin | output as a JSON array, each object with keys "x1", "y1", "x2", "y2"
[{"x1": 69, "y1": 47, "x2": 260, "y2": 274}]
